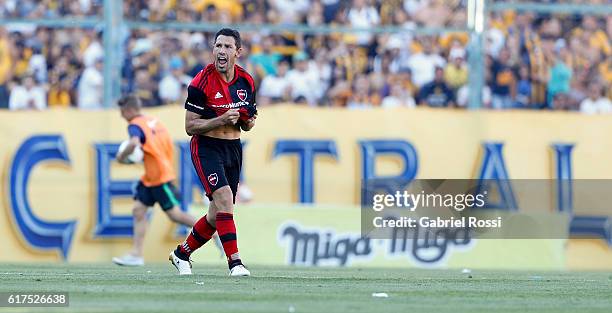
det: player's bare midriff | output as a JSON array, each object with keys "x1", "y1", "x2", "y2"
[{"x1": 204, "y1": 124, "x2": 241, "y2": 140}]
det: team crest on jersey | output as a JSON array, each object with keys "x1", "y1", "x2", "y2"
[
  {"x1": 237, "y1": 89, "x2": 247, "y2": 101},
  {"x1": 208, "y1": 173, "x2": 218, "y2": 186}
]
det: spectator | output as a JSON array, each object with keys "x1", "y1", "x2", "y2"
[
  {"x1": 572, "y1": 16, "x2": 610, "y2": 58},
  {"x1": 285, "y1": 51, "x2": 320, "y2": 106},
  {"x1": 77, "y1": 57, "x2": 103, "y2": 109},
  {"x1": 547, "y1": 42, "x2": 572, "y2": 106},
  {"x1": 552, "y1": 93, "x2": 574, "y2": 111},
  {"x1": 580, "y1": 83, "x2": 612, "y2": 114},
  {"x1": 568, "y1": 79, "x2": 588, "y2": 109},
  {"x1": 373, "y1": 41, "x2": 402, "y2": 75},
  {"x1": 381, "y1": 83, "x2": 416, "y2": 109},
  {"x1": 133, "y1": 67, "x2": 161, "y2": 107},
  {"x1": 347, "y1": 74, "x2": 372, "y2": 109},
  {"x1": 511, "y1": 13, "x2": 548, "y2": 107},
  {"x1": 515, "y1": 65, "x2": 532, "y2": 108},
  {"x1": 321, "y1": 0, "x2": 341, "y2": 23},
  {"x1": 413, "y1": 0, "x2": 452, "y2": 28},
  {"x1": 48, "y1": 74, "x2": 72, "y2": 108},
  {"x1": 270, "y1": 0, "x2": 310, "y2": 24},
  {"x1": 0, "y1": 28, "x2": 11, "y2": 109},
  {"x1": 83, "y1": 30, "x2": 103, "y2": 68},
  {"x1": 159, "y1": 56, "x2": 191, "y2": 104},
  {"x1": 311, "y1": 48, "x2": 333, "y2": 100},
  {"x1": 249, "y1": 36, "x2": 282, "y2": 77},
  {"x1": 403, "y1": 0, "x2": 428, "y2": 17},
  {"x1": 259, "y1": 60, "x2": 290, "y2": 105},
  {"x1": 395, "y1": 68, "x2": 418, "y2": 100},
  {"x1": 419, "y1": 66, "x2": 455, "y2": 108},
  {"x1": 12, "y1": 42, "x2": 31, "y2": 79},
  {"x1": 29, "y1": 45, "x2": 47, "y2": 83},
  {"x1": 486, "y1": 27, "x2": 505, "y2": 58},
  {"x1": 405, "y1": 37, "x2": 445, "y2": 88},
  {"x1": 347, "y1": 0, "x2": 380, "y2": 46},
  {"x1": 9, "y1": 75, "x2": 46, "y2": 110},
  {"x1": 599, "y1": 55, "x2": 611, "y2": 92},
  {"x1": 444, "y1": 47, "x2": 468, "y2": 91},
  {"x1": 305, "y1": 0, "x2": 324, "y2": 27},
  {"x1": 456, "y1": 84, "x2": 492, "y2": 108},
  {"x1": 187, "y1": 48, "x2": 211, "y2": 78},
  {"x1": 388, "y1": 8, "x2": 416, "y2": 49},
  {"x1": 490, "y1": 47, "x2": 516, "y2": 109},
  {"x1": 368, "y1": 72, "x2": 384, "y2": 106},
  {"x1": 327, "y1": 79, "x2": 351, "y2": 107}
]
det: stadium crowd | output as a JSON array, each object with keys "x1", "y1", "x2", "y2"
[{"x1": 0, "y1": 0, "x2": 610, "y2": 113}]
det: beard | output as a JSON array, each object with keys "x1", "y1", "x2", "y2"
[{"x1": 215, "y1": 64, "x2": 227, "y2": 73}]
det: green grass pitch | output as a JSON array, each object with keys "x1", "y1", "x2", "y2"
[{"x1": 0, "y1": 263, "x2": 611, "y2": 313}]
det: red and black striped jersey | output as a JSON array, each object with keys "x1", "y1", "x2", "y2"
[{"x1": 184, "y1": 63, "x2": 257, "y2": 121}]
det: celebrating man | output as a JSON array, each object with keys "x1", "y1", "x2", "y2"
[{"x1": 169, "y1": 28, "x2": 257, "y2": 276}]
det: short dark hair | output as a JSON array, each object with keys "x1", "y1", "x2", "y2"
[
  {"x1": 214, "y1": 28, "x2": 241, "y2": 49},
  {"x1": 117, "y1": 94, "x2": 141, "y2": 109}
]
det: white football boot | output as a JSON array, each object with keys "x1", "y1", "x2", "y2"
[
  {"x1": 229, "y1": 264, "x2": 250, "y2": 277},
  {"x1": 169, "y1": 250, "x2": 192, "y2": 275},
  {"x1": 112, "y1": 254, "x2": 144, "y2": 266}
]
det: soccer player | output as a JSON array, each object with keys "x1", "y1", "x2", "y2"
[
  {"x1": 112, "y1": 95, "x2": 198, "y2": 266},
  {"x1": 169, "y1": 28, "x2": 257, "y2": 276}
]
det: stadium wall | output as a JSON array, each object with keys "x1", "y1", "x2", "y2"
[{"x1": 1, "y1": 105, "x2": 611, "y2": 270}]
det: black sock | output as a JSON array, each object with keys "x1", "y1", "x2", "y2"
[
  {"x1": 174, "y1": 245, "x2": 190, "y2": 261},
  {"x1": 229, "y1": 259, "x2": 243, "y2": 269}
]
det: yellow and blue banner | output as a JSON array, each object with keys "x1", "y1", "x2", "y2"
[{"x1": 1, "y1": 106, "x2": 611, "y2": 269}]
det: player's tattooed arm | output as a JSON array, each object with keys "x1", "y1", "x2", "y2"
[
  {"x1": 185, "y1": 110, "x2": 240, "y2": 135},
  {"x1": 116, "y1": 136, "x2": 141, "y2": 164}
]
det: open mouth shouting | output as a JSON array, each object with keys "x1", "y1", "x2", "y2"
[{"x1": 217, "y1": 55, "x2": 228, "y2": 68}]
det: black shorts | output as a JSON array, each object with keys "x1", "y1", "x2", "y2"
[
  {"x1": 134, "y1": 181, "x2": 180, "y2": 211},
  {"x1": 190, "y1": 135, "x2": 242, "y2": 203}
]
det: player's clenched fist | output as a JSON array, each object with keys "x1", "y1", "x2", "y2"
[
  {"x1": 241, "y1": 114, "x2": 256, "y2": 131},
  {"x1": 220, "y1": 109, "x2": 240, "y2": 125}
]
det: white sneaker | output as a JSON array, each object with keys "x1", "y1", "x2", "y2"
[
  {"x1": 229, "y1": 265, "x2": 250, "y2": 277},
  {"x1": 169, "y1": 251, "x2": 192, "y2": 275},
  {"x1": 112, "y1": 254, "x2": 144, "y2": 266}
]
